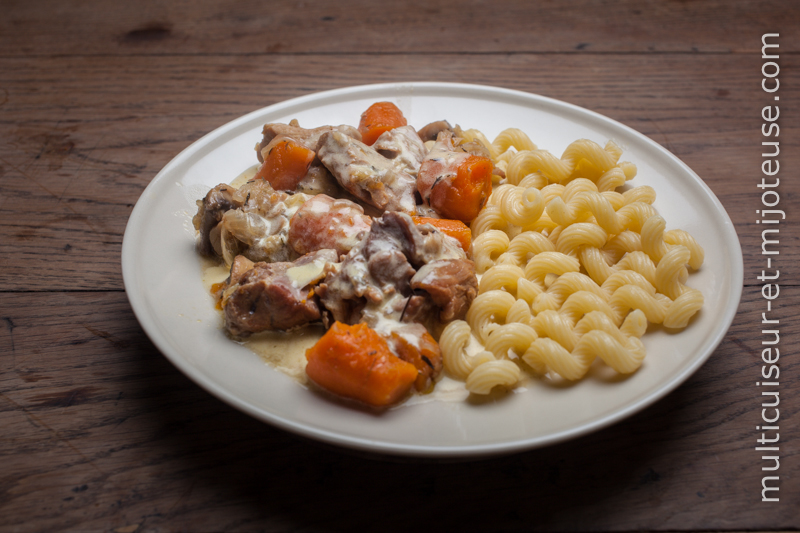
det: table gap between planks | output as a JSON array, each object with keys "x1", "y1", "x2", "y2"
[{"x1": 1, "y1": 1, "x2": 799, "y2": 531}]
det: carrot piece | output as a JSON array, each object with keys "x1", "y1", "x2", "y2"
[
  {"x1": 305, "y1": 322, "x2": 418, "y2": 407},
  {"x1": 254, "y1": 138, "x2": 315, "y2": 191},
  {"x1": 357, "y1": 102, "x2": 407, "y2": 146},
  {"x1": 388, "y1": 331, "x2": 442, "y2": 393},
  {"x1": 427, "y1": 155, "x2": 493, "y2": 223},
  {"x1": 411, "y1": 216, "x2": 471, "y2": 252}
]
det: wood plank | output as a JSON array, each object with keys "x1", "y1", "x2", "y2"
[
  {"x1": 0, "y1": 288, "x2": 797, "y2": 530},
  {"x1": 1, "y1": 53, "x2": 797, "y2": 290},
  {"x1": 1, "y1": 0, "x2": 798, "y2": 56}
]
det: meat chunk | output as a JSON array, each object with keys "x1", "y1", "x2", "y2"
[
  {"x1": 317, "y1": 214, "x2": 418, "y2": 327},
  {"x1": 410, "y1": 259, "x2": 478, "y2": 322},
  {"x1": 256, "y1": 123, "x2": 362, "y2": 163},
  {"x1": 222, "y1": 249, "x2": 338, "y2": 337},
  {"x1": 372, "y1": 125, "x2": 428, "y2": 178},
  {"x1": 229, "y1": 255, "x2": 255, "y2": 286},
  {"x1": 318, "y1": 212, "x2": 475, "y2": 330},
  {"x1": 317, "y1": 131, "x2": 417, "y2": 214},
  {"x1": 294, "y1": 162, "x2": 343, "y2": 197},
  {"x1": 287, "y1": 194, "x2": 372, "y2": 258}
]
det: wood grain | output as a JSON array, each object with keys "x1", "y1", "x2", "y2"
[
  {"x1": 2, "y1": 0, "x2": 798, "y2": 56},
  {"x1": 1, "y1": 53, "x2": 797, "y2": 290},
  {"x1": 1, "y1": 1, "x2": 797, "y2": 529},
  {"x1": 0, "y1": 288, "x2": 797, "y2": 531}
]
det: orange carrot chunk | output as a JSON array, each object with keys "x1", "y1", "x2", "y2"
[
  {"x1": 411, "y1": 216, "x2": 472, "y2": 252},
  {"x1": 305, "y1": 322, "x2": 418, "y2": 407},
  {"x1": 427, "y1": 155, "x2": 493, "y2": 223},
  {"x1": 254, "y1": 138, "x2": 315, "y2": 191},
  {"x1": 357, "y1": 102, "x2": 407, "y2": 146}
]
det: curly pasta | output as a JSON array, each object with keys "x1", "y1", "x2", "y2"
[
  {"x1": 491, "y1": 128, "x2": 537, "y2": 154},
  {"x1": 466, "y1": 360, "x2": 522, "y2": 394},
  {"x1": 451, "y1": 127, "x2": 705, "y2": 393},
  {"x1": 470, "y1": 205, "x2": 509, "y2": 237},
  {"x1": 439, "y1": 320, "x2": 495, "y2": 379},
  {"x1": 498, "y1": 231, "x2": 555, "y2": 266},
  {"x1": 472, "y1": 230, "x2": 510, "y2": 273},
  {"x1": 500, "y1": 186, "x2": 545, "y2": 228},
  {"x1": 466, "y1": 290, "x2": 518, "y2": 343},
  {"x1": 479, "y1": 264, "x2": 526, "y2": 295}
]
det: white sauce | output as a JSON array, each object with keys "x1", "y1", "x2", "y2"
[
  {"x1": 243, "y1": 326, "x2": 324, "y2": 384},
  {"x1": 231, "y1": 164, "x2": 259, "y2": 188}
]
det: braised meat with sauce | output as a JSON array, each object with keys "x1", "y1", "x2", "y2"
[
  {"x1": 194, "y1": 102, "x2": 489, "y2": 406},
  {"x1": 256, "y1": 123, "x2": 362, "y2": 162},
  {"x1": 410, "y1": 259, "x2": 479, "y2": 323},
  {"x1": 318, "y1": 211, "x2": 476, "y2": 330},
  {"x1": 317, "y1": 131, "x2": 417, "y2": 215},
  {"x1": 371, "y1": 125, "x2": 428, "y2": 178},
  {"x1": 221, "y1": 249, "x2": 338, "y2": 337}
]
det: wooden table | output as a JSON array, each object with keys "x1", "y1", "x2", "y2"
[{"x1": 2, "y1": 1, "x2": 798, "y2": 530}]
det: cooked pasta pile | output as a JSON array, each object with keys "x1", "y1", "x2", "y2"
[{"x1": 441, "y1": 129, "x2": 705, "y2": 393}]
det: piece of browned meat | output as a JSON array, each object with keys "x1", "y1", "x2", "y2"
[
  {"x1": 229, "y1": 255, "x2": 255, "y2": 286},
  {"x1": 255, "y1": 123, "x2": 362, "y2": 163},
  {"x1": 371, "y1": 125, "x2": 427, "y2": 178},
  {"x1": 317, "y1": 131, "x2": 417, "y2": 214},
  {"x1": 222, "y1": 249, "x2": 338, "y2": 337},
  {"x1": 318, "y1": 212, "x2": 475, "y2": 329},
  {"x1": 410, "y1": 259, "x2": 478, "y2": 322},
  {"x1": 293, "y1": 162, "x2": 343, "y2": 197}
]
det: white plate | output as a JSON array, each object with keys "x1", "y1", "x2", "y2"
[{"x1": 122, "y1": 82, "x2": 743, "y2": 457}]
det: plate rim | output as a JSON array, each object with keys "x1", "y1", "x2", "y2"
[{"x1": 121, "y1": 81, "x2": 744, "y2": 457}]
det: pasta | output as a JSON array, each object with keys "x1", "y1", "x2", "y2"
[
  {"x1": 443, "y1": 128, "x2": 704, "y2": 394},
  {"x1": 465, "y1": 360, "x2": 521, "y2": 394}
]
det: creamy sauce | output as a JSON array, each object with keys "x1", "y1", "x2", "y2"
[
  {"x1": 201, "y1": 257, "x2": 232, "y2": 290},
  {"x1": 231, "y1": 164, "x2": 259, "y2": 188},
  {"x1": 243, "y1": 326, "x2": 324, "y2": 384}
]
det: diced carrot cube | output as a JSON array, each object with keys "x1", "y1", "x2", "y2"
[
  {"x1": 254, "y1": 138, "x2": 315, "y2": 191},
  {"x1": 357, "y1": 102, "x2": 407, "y2": 146},
  {"x1": 305, "y1": 322, "x2": 418, "y2": 407}
]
